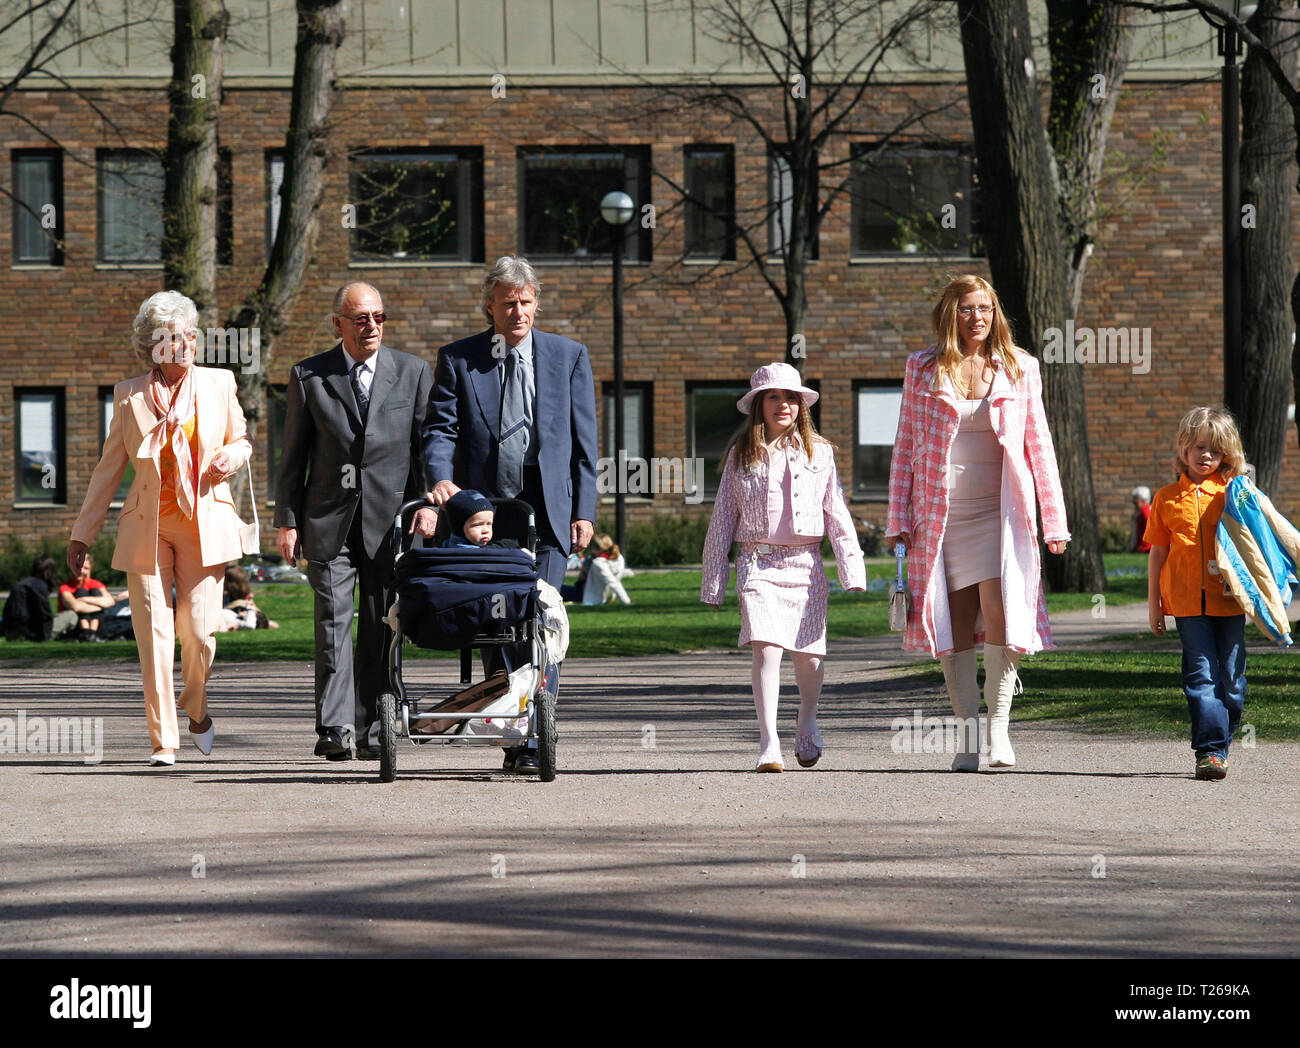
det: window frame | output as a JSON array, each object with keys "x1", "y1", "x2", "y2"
[
  {"x1": 518, "y1": 145, "x2": 651, "y2": 263},
  {"x1": 851, "y1": 379, "x2": 904, "y2": 500},
  {"x1": 683, "y1": 144, "x2": 735, "y2": 262},
  {"x1": 600, "y1": 382, "x2": 655, "y2": 500},
  {"x1": 767, "y1": 147, "x2": 819, "y2": 260},
  {"x1": 97, "y1": 148, "x2": 165, "y2": 265},
  {"x1": 11, "y1": 149, "x2": 63, "y2": 266},
  {"x1": 14, "y1": 387, "x2": 66, "y2": 506},
  {"x1": 347, "y1": 147, "x2": 485, "y2": 264},
  {"x1": 850, "y1": 142, "x2": 975, "y2": 259}
]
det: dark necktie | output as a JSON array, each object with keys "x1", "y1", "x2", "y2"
[
  {"x1": 497, "y1": 349, "x2": 526, "y2": 497},
  {"x1": 351, "y1": 361, "x2": 370, "y2": 424}
]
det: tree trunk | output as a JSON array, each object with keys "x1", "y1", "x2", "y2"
[
  {"x1": 1240, "y1": 0, "x2": 1297, "y2": 495},
  {"x1": 163, "y1": 0, "x2": 227, "y2": 328},
  {"x1": 225, "y1": 0, "x2": 347, "y2": 523},
  {"x1": 958, "y1": 0, "x2": 1105, "y2": 593}
]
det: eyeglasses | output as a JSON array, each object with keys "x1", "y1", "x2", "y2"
[
  {"x1": 956, "y1": 305, "x2": 994, "y2": 319},
  {"x1": 339, "y1": 312, "x2": 386, "y2": 328}
]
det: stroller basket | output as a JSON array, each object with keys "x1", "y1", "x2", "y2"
[{"x1": 392, "y1": 546, "x2": 539, "y2": 650}]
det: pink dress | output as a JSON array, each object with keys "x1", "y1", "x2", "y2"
[{"x1": 700, "y1": 437, "x2": 866, "y2": 655}]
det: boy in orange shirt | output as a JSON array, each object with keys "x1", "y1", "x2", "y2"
[{"x1": 1144, "y1": 407, "x2": 1248, "y2": 780}]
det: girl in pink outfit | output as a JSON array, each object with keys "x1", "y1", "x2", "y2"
[
  {"x1": 701, "y1": 363, "x2": 866, "y2": 772},
  {"x1": 886, "y1": 275, "x2": 1070, "y2": 772}
]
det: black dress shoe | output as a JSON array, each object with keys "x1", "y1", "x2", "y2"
[
  {"x1": 511, "y1": 750, "x2": 540, "y2": 774},
  {"x1": 314, "y1": 734, "x2": 351, "y2": 761},
  {"x1": 354, "y1": 745, "x2": 381, "y2": 760}
]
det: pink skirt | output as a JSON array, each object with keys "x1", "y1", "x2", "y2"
[{"x1": 736, "y1": 544, "x2": 828, "y2": 654}]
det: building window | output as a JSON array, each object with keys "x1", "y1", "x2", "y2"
[
  {"x1": 684, "y1": 146, "x2": 734, "y2": 261},
  {"x1": 349, "y1": 149, "x2": 484, "y2": 262},
  {"x1": 99, "y1": 388, "x2": 135, "y2": 505},
  {"x1": 14, "y1": 389, "x2": 65, "y2": 504},
  {"x1": 853, "y1": 381, "x2": 903, "y2": 498},
  {"x1": 851, "y1": 145, "x2": 972, "y2": 256},
  {"x1": 266, "y1": 150, "x2": 284, "y2": 259},
  {"x1": 601, "y1": 383, "x2": 653, "y2": 463},
  {"x1": 768, "y1": 148, "x2": 818, "y2": 259},
  {"x1": 265, "y1": 384, "x2": 286, "y2": 504},
  {"x1": 687, "y1": 382, "x2": 748, "y2": 501},
  {"x1": 520, "y1": 147, "x2": 651, "y2": 261},
  {"x1": 12, "y1": 150, "x2": 63, "y2": 265},
  {"x1": 98, "y1": 149, "x2": 164, "y2": 262}
]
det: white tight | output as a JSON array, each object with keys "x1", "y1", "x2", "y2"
[{"x1": 750, "y1": 642, "x2": 824, "y2": 757}]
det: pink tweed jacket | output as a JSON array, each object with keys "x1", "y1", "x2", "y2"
[
  {"x1": 701, "y1": 436, "x2": 866, "y2": 604},
  {"x1": 886, "y1": 347, "x2": 1069, "y2": 656}
]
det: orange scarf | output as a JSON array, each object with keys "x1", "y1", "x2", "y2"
[{"x1": 143, "y1": 368, "x2": 198, "y2": 519}]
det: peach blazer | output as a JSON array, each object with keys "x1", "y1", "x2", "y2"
[{"x1": 70, "y1": 367, "x2": 252, "y2": 576}]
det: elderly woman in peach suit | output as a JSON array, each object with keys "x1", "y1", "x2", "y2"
[{"x1": 68, "y1": 291, "x2": 252, "y2": 766}]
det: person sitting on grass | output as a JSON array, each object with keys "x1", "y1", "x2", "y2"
[
  {"x1": 58, "y1": 552, "x2": 126, "y2": 642},
  {"x1": 2, "y1": 555, "x2": 59, "y2": 642},
  {"x1": 219, "y1": 563, "x2": 279, "y2": 631},
  {"x1": 561, "y1": 533, "x2": 633, "y2": 605}
]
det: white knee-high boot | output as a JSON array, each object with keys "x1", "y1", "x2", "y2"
[
  {"x1": 983, "y1": 643, "x2": 1022, "y2": 768},
  {"x1": 939, "y1": 648, "x2": 980, "y2": 772}
]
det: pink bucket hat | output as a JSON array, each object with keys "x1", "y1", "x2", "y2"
[{"x1": 737, "y1": 361, "x2": 819, "y2": 414}]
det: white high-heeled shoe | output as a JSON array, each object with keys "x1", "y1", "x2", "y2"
[
  {"x1": 149, "y1": 751, "x2": 176, "y2": 767},
  {"x1": 190, "y1": 717, "x2": 214, "y2": 756}
]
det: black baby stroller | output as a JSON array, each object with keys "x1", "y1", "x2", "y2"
[{"x1": 376, "y1": 498, "x2": 561, "y2": 783}]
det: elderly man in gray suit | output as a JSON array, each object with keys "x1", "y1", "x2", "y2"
[{"x1": 276, "y1": 282, "x2": 435, "y2": 760}]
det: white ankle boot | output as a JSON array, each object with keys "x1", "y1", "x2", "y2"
[
  {"x1": 940, "y1": 648, "x2": 980, "y2": 772},
  {"x1": 983, "y1": 643, "x2": 1022, "y2": 768}
]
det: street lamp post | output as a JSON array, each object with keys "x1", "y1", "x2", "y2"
[
  {"x1": 600, "y1": 190, "x2": 635, "y2": 553},
  {"x1": 1201, "y1": 1, "x2": 1258, "y2": 417}
]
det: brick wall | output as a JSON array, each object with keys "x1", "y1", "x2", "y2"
[{"x1": 3, "y1": 77, "x2": 1298, "y2": 557}]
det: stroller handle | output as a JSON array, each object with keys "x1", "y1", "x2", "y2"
[{"x1": 390, "y1": 496, "x2": 539, "y2": 556}]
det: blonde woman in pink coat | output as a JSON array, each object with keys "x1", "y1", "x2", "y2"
[
  {"x1": 886, "y1": 276, "x2": 1069, "y2": 771},
  {"x1": 702, "y1": 363, "x2": 866, "y2": 772}
]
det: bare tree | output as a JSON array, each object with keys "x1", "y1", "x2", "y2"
[
  {"x1": 223, "y1": 0, "x2": 347, "y2": 463},
  {"x1": 958, "y1": 0, "x2": 1138, "y2": 593},
  {"x1": 639, "y1": 0, "x2": 953, "y2": 366},
  {"x1": 1124, "y1": 1, "x2": 1300, "y2": 488},
  {"x1": 163, "y1": 0, "x2": 228, "y2": 328}
]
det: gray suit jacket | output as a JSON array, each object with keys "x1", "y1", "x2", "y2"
[{"x1": 275, "y1": 343, "x2": 433, "y2": 561}]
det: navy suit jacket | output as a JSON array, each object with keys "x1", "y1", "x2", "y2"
[{"x1": 424, "y1": 327, "x2": 598, "y2": 553}]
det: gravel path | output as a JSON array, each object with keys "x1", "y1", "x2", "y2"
[{"x1": 0, "y1": 605, "x2": 1296, "y2": 958}]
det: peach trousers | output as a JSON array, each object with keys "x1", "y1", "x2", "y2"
[{"x1": 126, "y1": 508, "x2": 225, "y2": 753}]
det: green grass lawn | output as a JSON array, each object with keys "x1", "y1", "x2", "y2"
[
  {"x1": 893, "y1": 648, "x2": 1300, "y2": 742},
  {"x1": 0, "y1": 553, "x2": 1153, "y2": 663}
]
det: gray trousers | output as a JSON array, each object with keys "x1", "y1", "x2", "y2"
[{"x1": 307, "y1": 518, "x2": 392, "y2": 744}]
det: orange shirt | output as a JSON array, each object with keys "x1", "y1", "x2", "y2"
[
  {"x1": 1143, "y1": 472, "x2": 1240, "y2": 617},
  {"x1": 158, "y1": 414, "x2": 198, "y2": 517}
]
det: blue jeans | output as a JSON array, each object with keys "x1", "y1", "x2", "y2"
[{"x1": 1174, "y1": 615, "x2": 1246, "y2": 759}]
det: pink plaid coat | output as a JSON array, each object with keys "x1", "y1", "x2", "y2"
[
  {"x1": 886, "y1": 347, "x2": 1070, "y2": 656},
  {"x1": 701, "y1": 436, "x2": 866, "y2": 604}
]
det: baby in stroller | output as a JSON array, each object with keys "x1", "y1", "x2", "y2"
[{"x1": 439, "y1": 489, "x2": 519, "y2": 550}]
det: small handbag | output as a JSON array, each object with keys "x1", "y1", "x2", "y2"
[
  {"x1": 888, "y1": 541, "x2": 912, "y2": 632},
  {"x1": 238, "y1": 460, "x2": 260, "y2": 557}
]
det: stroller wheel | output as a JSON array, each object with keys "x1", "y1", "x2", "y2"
[
  {"x1": 378, "y1": 692, "x2": 398, "y2": 783},
  {"x1": 536, "y1": 689, "x2": 557, "y2": 782}
]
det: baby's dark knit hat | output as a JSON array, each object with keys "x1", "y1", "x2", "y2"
[{"x1": 444, "y1": 489, "x2": 493, "y2": 535}]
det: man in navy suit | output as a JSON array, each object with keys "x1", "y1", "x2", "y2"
[{"x1": 424, "y1": 256, "x2": 598, "y2": 772}]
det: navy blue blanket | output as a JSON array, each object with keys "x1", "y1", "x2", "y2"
[{"x1": 393, "y1": 547, "x2": 538, "y2": 650}]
